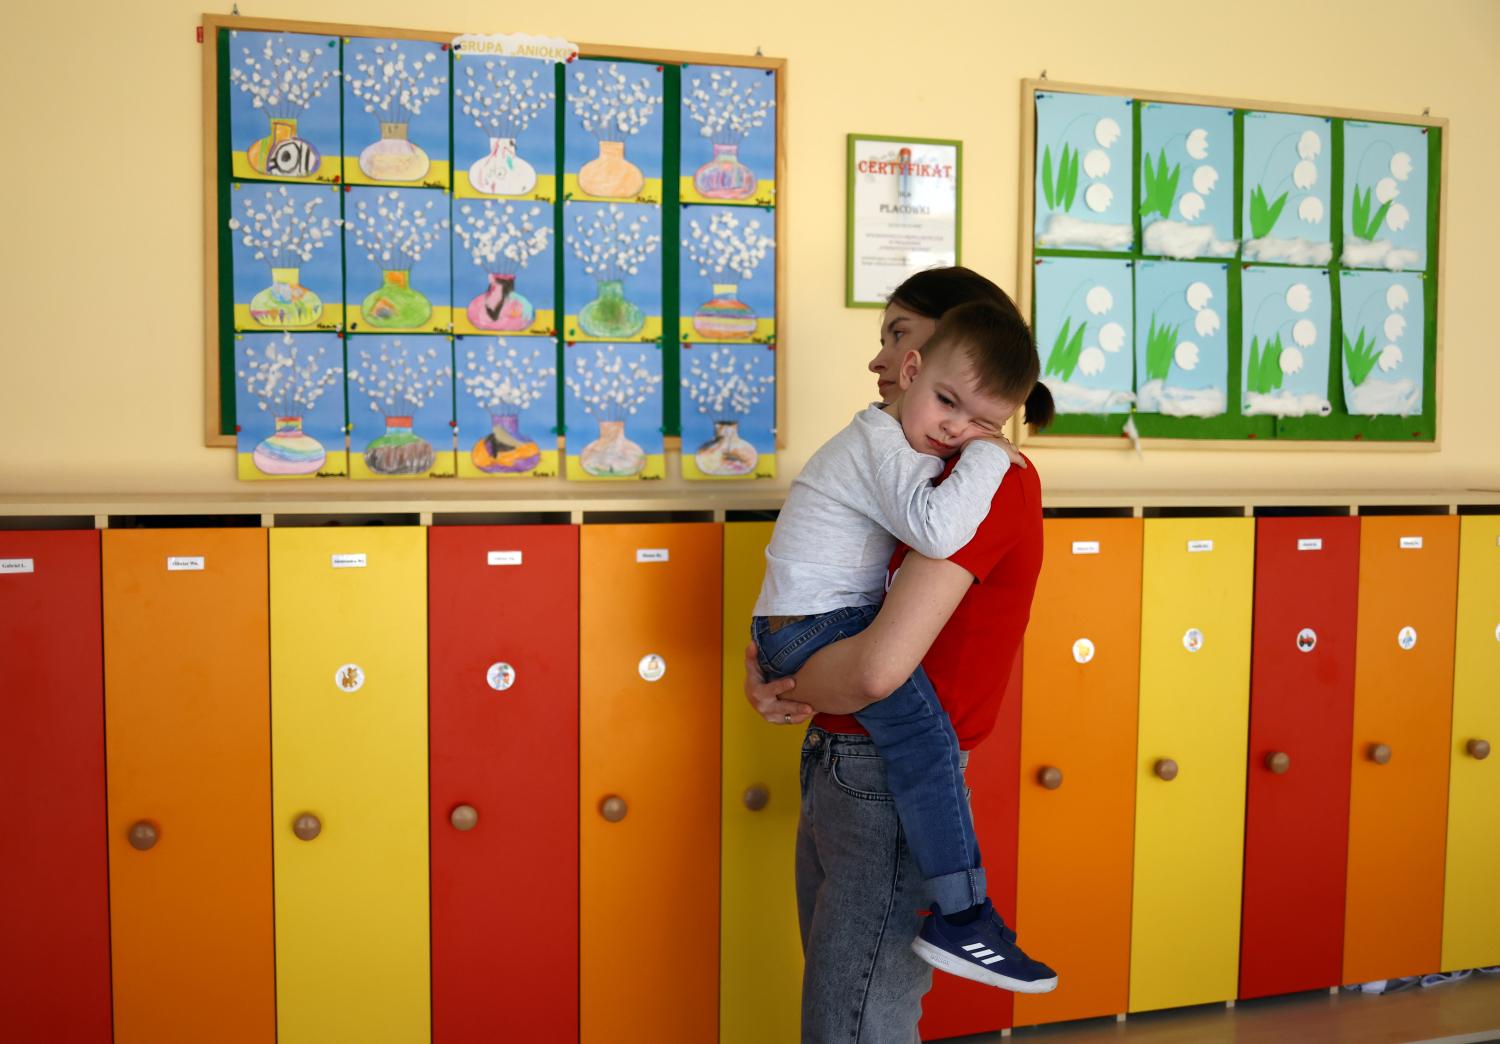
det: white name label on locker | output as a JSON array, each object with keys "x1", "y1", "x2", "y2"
[
  {"x1": 1298, "y1": 538, "x2": 1324, "y2": 551},
  {"x1": 636, "y1": 549, "x2": 670, "y2": 563},
  {"x1": 331, "y1": 553, "x2": 368, "y2": 569},
  {"x1": 1071, "y1": 541, "x2": 1101, "y2": 555},
  {"x1": 1188, "y1": 540, "x2": 1215, "y2": 553},
  {"x1": 0, "y1": 558, "x2": 35, "y2": 574},
  {"x1": 1400, "y1": 536, "x2": 1424, "y2": 550},
  {"x1": 167, "y1": 556, "x2": 205, "y2": 571},
  {"x1": 487, "y1": 551, "x2": 523, "y2": 566}
]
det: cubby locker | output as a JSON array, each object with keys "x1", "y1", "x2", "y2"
[
  {"x1": 1013, "y1": 519, "x2": 1143, "y2": 1028},
  {"x1": 1441, "y1": 516, "x2": 1500, "y2": 972},
  {"x1": 579, "y1": 524, "x2": 723, "y2": 1044},
  {"x1": 102, "y1": 529, "x2": 275, "y2": 1043},
  {"x1": 1343, "y1": 517, "x2": 1459, "y2": 985},
  {"x1": 719, "y1": 522, "x2": 804, "y2": 1044},
  {"x1": 919, "y1": 654, "x2": 1023, "y2": 1040},
  {"x1": 269, "y1": 527, "x2": 431, "y2": 1044},
  {"x1": 1239, "y1": 518, "x2": 1359, "y2": 999},
  {"x1": 428, "y1": 525, "x2": 580, "y2": 1042},
  {"x1": 1130, "y1": 518, "x2": 1254, "y2": 1013},
  {"x1": 0, "y1": 531, "x2": 112, "y2": 1042}
]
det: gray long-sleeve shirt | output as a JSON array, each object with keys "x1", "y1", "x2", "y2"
[{"x1": 753, "y1": 404, "x2": 1010, "y2": 616}]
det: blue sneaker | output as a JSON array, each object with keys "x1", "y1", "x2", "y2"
[{"x1": 911, "y1": 900, "x2": 1059, "y2": 993}]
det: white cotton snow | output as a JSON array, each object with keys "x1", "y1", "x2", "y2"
[
  {"x1": 1242, "y1": 237, "x2": 1334, "y2": 265},
  {"x1": 1135, "y1": 380, "x2": 1227, "y2": 418},
  {"x1": 1038, "y1": 214, "x2": 1133, "y2": 251},
  {"x1": 1347, "y1": 377, "x2": 1421, "y2": 416},
  {"x1": 1143, "y1": 221, "x2": 1237, "y2": 260},
  {"x1": 1341, "y1": 237, "x2": 1421, "y2": 271},
  {"x1": 1042, "y1": 378, "x2": 1136, "y2": 415},
  {"x1": 1242, "y1": 389, "x2": 1333, "y2": 417}
]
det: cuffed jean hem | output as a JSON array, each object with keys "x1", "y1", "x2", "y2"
[{"x1": 927, "y1": 867, "x2": 987, "y2": 915}]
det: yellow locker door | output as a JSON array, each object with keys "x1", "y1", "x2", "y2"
[
  {"x1": 720, "y1": 522, "x2": 804, "y2": 1044},
  {"x1": 1443, "y1": 516, "x2": 1500, "y2": 971},
  {"x1": 269, "y1": 527, "x2": 430, "y2": 1044},
  {"x1": 1131, "y1": 518, "x2": 1254, "y2": 1013}
]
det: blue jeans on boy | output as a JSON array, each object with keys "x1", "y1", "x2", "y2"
[{"x1": 752, "y1": 605, "x2": 986, "y2": 914}]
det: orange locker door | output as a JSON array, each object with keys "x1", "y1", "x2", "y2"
[
  {"x1": 580, "y1": 524, "x2": 722, "y2": 1044},
  {"x1": 1013, "y1": 518, "x2": 1143, "y2": 1028},
  {"x1": 1344, "y1": 516, "x2": 1459, "y2": 984},
  {"x1": 429, "y1": 525, "x2": 579, "y2": 1042},
  {"x1": 102, "y1": 529, "x2": 275, "y2": 1043},
  {"x1": 0, "y1": 531, "x2": 112, "y2": 1042}
]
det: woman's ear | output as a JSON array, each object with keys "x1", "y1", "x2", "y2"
[{"x1": 897, "y1": 348, "x2": 923, "y2": 390}]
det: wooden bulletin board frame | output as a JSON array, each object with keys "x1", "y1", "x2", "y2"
[
  {"x1": 201, "y1": 13, "x2": 787, "y2": 456},
  {"x1": 1016, "y1": 78, "x2": 1447, "y2": 451}
]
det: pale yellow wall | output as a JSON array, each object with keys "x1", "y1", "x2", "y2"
[{"x1": 2, "y1": 0, "x2": 1496, "y2": 496}]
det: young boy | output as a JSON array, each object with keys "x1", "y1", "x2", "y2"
[{"x1": 752, "y1": 300, "x2": 1058, "y2": 993}]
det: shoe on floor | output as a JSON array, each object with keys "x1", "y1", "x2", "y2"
[{"x1": 911, "y1": 899, "x2": 1059, "y2": 993}]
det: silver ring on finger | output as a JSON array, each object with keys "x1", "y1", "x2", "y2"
[{"x1": 783, "y1": 712, "x2": 792, "y2": 724}]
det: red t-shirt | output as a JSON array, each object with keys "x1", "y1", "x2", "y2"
[{"x1": 813, "y1": 454, "x2": 1044, "y2": 750}]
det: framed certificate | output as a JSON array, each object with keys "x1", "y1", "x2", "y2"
[{"x1": 846, "y1": 134, "x2": 962, "y2": 308}]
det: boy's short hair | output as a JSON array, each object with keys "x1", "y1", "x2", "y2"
[{"x1": 919, "y1": 300, "x2": 1040, "y2": 405}]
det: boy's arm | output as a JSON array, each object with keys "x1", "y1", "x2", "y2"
[
  {"x1": 869, "y1": 438, "x2": 1009, "y2": 561},
  {"x1": 743, "y1": 552, "x2": 974, "y2": 718}
]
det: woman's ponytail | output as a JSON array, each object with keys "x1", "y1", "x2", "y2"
[{"x1": 1024, "y1": 381, "x2": 1055, "y2": 431}]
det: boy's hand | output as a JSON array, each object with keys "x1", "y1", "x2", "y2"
[
  {"x1": 744, "y1": 643, "x2": 815, "y2": 725},
  {"x1": 969, "y1": 432, "x2": 1027, "y2": 468}
]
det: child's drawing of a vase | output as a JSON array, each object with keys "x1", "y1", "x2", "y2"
[
  {"x1": 695, "y1": 420, "x2": 757, "y2": 476},
  {"x1": 580, "y1": 419, "x2": 645, "y2": 477},
  {"x1": 361, "y1": 122, "x2": 430, "y2": 182},
  {"x1": 362, "y1": 270, "x2": 432, "y2": 328},
  {"x1": 470, "y1": 137, "x2": 537, "y2": 196},
  {"x1": 253, "y1": 416, "x2": 326, "y2": 475},
  {"x1": 693, "y1": 143, "x2": 756, "y2": 200},
  {"x1": 692, "y1": 283, "x2": 757, "y2": 339},
  {"x1": 248, "y1": 116, "x2": 321, "y2": 179},
  {"x1": 467, "y1": 274, "x2": 534, "y2": 331},
  {"x1": 580, "y1": 279, "x2": 645, "y2": 338},
  {"x1": 364, "y1": 416, "x2": 434, "y2": 475},
  {"x1": 251, "y1": 267, "x2": 323, "y2": 327},
  {"x1": 472, "y1": 413, "x2": 541, "y2": 474},
  {"x1": 578, "y1": 141, "x2": 644, "y2": 198}
]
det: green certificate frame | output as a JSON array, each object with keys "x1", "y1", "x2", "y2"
[{"x1": 846, "y1": 134, "x2": 962, "y2": 308}]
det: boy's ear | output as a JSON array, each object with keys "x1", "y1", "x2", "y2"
[{"x1": 898, "y1": 348, "x2": 923, "y2": 389}]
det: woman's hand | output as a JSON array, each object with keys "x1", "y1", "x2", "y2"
[
  {"x1": 972, "y1": 431, "x2": 1027, "y2": 468},
  {"x1": 743, "y1": 643, "x2": 816, "y2": 726}
]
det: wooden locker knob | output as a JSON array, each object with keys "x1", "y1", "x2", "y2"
[
  {"x1": 1153, "y1": 758, "x2": 1179, "y2": 782},
  {"x1": 1037, "y1": 766, "x2": 1063, "y2": 790},
  {"x1": 450, "y1": 804, "x2": 479, "y2": 831},
  {"x1": 1468, "y1": 739, "x2": 1491, "y2": 761},
  {"x1": 599, "y1": 795, "x2": 628, "y2": 823},
  {"x1": 1265, "y1": 752, "x2": 1291, "y2": 775},
  {"x1": 128, "y1": 821, "x2": 158, "y2": 851},
  {"x1": 743, "y1": 784, "x2": 770, "y2": 811},
  {"x1": 1369, "y1": 743, "x2": 1392, "y2": 765},
  {"x1": 292, "y1": 813, "x2": 322, "y2": 841}
]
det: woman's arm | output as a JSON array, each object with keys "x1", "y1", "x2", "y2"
[{"x1": 742, "y1": 552, "x2": 975, "y2": 720}]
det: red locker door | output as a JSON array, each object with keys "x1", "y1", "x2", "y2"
[
  {"x1": 1240, "y1": 517, "x2": 1359, "y2": 999},
  {"x1": 919, "y1": 654, "x2": 1021, "y2": 1040},
  {"x1": 429, "y1": 525, "x2": 580, "y2": 1042},
  {"x1": 0, "y1": 531, "x2": 113, "y2": 1042}
]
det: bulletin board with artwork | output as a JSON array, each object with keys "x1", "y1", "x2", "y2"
[
  {"x1": 1018, "y1": 79, "x2": 1445, "y2": 447},
  {"x1": 203, "y1": 14, "x2": 784, "y2": 483}
]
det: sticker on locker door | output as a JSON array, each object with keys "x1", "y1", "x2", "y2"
[
  {"x1": 1071, "y1": 541, "x2": 1100, "y2": 555},
  {"x1": 1399, "y1": 536, "x2": 1424, "y2": 550},
  {"x1": 1297, "y1": 627, "x2": 1318, "y2": 653},
  {"x1": 0, "y1": 558, "x2": 35, "y2": 573},
  {"x1": 486, "y1": 661, "x2": 516, "y2": 691},
  {"x1": 638, "y1": 653, "x2": 666, "y2": 682},
  {"x1": 636, "y1": 548, "x2": 670, "y2": 563},
  {"x1": 332, "y1": 553, "x2": 368, "y2": 568},
  {"x1": 1072, "y1": 637, "x2": 1096, "y2": 664},
  {"x1": 487, "y1": 551, "x2": 523, "y2": 566},
  {"x1": 1398, "y1": 626, "x2": 1417, "y2": 651},
  {"x1": 1297, "y1": 538, "x2": 1323, "y2": 551},
  {"x1": 167, "y1": 556, "x2": 205, "y2": 571},
  {"x1": 334, "y1": 663, "x2": 366, "y2": 692},
  {"x1": 1187, "y1": 540, "x2": 1214, "y2": 553},
  {"x1": 1183, "y1": 627, "x2": 1204, "y2": 652}
]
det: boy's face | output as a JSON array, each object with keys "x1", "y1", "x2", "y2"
[{"x1": 894, "y1": 346, "x2": 1017, "y2": 458}]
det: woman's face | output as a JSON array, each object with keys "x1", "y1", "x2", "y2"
[{"x1": 869, "y1": 303, "x2": 938, "y2": 404}]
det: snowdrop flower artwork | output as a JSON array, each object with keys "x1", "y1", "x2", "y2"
[
  {"x1": 1134, "y1": 261, "x2": 1228, "y2": 417},
  {"x1": 1139, "y1": 102, "x2": 1236, "y2": 260},
  {"x1": 1034, "y1": 92, "x2": 1134, "y2": 252},
  {"x1": 1338, "y1": 269, "x2": 1424, "y2": 415},
  {"x1": 1242, "y1": 112, "x2": 1333, "y2": 265},
  {"x1": 1033, "y1": 257, "x2": 1136, "y2": 414},
  {"x1": 1241, "y1": 267, "x2": 1332, "y2": 417},
  {"x1": 1342, "y1": 121, "x2": 1428, "y2": 272}
]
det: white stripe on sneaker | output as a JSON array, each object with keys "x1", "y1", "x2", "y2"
[
  {"x1": 981, "y1": 955, "x2": 1005, "y2": 965},
  {"x1": 962, "y1": 943, "x2": 985, "y2": 952},
  {"x1": 971, "y1": 949, "x2": 995, "y2": 959}
]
